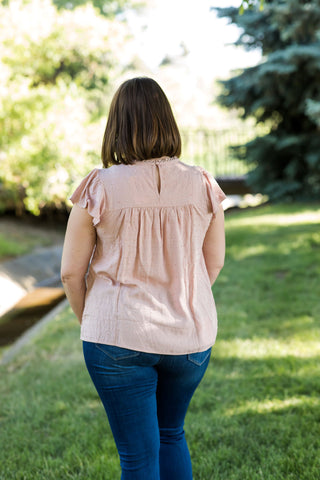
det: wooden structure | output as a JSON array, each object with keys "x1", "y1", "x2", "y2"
[{"x1": 216, "y1": 175, "x2": 252, "y2": 195}]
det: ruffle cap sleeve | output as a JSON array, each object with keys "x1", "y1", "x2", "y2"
[
  {"x1": 69, "y1": 169, "x2": 106, "y2": 226},
  {"x1": 199, "y1": 167, "x2": 227, "y2": 215}
]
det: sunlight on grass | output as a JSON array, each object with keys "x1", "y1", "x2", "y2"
[
  {"x1": 88, "y1": 399, "x2": 102, "y2": 410},
  {"x1": 216, "y1": 338, "x2": 320, "y2": 359},
  {"x1": 230, "y1": 243, "x2": 268, "y2": 260},
  {"x1": 228, "y1": 230, "x2": 320, "y2": 260},
  {"x1": 225, "y1": 396, "x2": 320, "y2": 417},
  {"x1": 226, "y1": 205, "x2": 320, "y2": 229}
]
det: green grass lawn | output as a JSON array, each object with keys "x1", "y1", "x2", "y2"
[
  {"x1": 0, "y1": 218, "x2": 64, "y2": 261},
  {"x1": 0, "y1": 203, "x2": 319, "y2": 480}
]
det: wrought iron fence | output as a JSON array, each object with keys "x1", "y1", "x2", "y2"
[{"x1": 180, "y1": 128, "x2": 256, "y2": 177}]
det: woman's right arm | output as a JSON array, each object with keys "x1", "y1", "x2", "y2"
[
  {"x1": 202, "y1": 204, "x2": 225, "y2": 286},
  {"x1": 61, "y1": 205, "x2": 96, "y2": 323}
]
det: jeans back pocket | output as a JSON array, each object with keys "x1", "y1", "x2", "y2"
[
  {"x1": 187, "y1": 347, "x2": 212, "y2": 366},
  {"x1": 95, "y1": 343, "x2": 141, "y2": 361}
]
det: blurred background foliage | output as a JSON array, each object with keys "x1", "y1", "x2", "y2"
[
  {"x1": 52, "y1": 0, "x2": 138, "y2": 17},
  {"x1": 215, "y1": 0, "x2": 320, "y2": 201},
  {"x1": 1, "y1": 0, "x2": 319, "y2": 215},
  {"x1": 0, "y1": 0, "x2": 139, "y2": 215}
]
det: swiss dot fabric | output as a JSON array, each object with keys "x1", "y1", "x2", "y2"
[{"x1": 70, "y1": 157, "x2": 226, "y2": 354}]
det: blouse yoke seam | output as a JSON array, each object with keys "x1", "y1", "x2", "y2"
[{"x1": 100, "y1": 204, "x2": 204, "y2": 214}]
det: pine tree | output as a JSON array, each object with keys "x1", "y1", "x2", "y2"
[{"x1": 215, "y1": 0, "x2": 320, "y2": 200}]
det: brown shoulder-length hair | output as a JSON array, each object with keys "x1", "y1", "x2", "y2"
[{"x1": 101, "y1": 77, "x2": 181, "y2": 167}]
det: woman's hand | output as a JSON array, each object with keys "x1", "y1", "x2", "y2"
[{"x1": 61, "y1": 205, "x2": 96, "y2": 323}]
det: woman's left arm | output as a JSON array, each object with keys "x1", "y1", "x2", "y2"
[{"x1": 61, "y1": 205, "x2": 96, "y2": 323}]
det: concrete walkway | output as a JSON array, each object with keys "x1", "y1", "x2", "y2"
[{"x1": 0, "y1": 244, "x2": 63, "y2": 317}]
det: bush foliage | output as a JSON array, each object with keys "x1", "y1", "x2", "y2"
[{"x1": 0, "y1": 0, "x2": 135, "y2": 214}]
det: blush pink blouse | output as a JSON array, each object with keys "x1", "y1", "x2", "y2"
[{"x1": 70, "y1": 156, "x2": 226, "y2": 354}]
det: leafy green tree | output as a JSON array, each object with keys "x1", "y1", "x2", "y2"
[
  {"x1": 215, "y1": 0, "x2": 320, "y2": 200},
  {"x1": 52, "y1": 0, "x2": 137, "y2": 17},
  {"x1": 0, "y1": 0, "x2": 134, "y2": 214}
]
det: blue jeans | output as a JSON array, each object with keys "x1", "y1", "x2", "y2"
[{"x1": 83, "y1": 341, "x2": 212, "y2": 480}]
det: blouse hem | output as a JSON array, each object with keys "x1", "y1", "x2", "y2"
[{"x1": 79, "y1": 334, "x2": 216, "y2": 355}]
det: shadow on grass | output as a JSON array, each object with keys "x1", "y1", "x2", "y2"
[{"x1": 188, "y1": 354, "x2": 320, "y2": 480}]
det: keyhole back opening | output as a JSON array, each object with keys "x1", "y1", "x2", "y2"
[{"x1": 155, "y1": 164, "x2": 161, "y2": 195}]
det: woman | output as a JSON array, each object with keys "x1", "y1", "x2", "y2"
[{"x1": 61, "y1": 77, "x2": 226, "y2": 480}]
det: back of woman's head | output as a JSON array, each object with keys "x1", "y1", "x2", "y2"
[{"x1": 101, "y1": 77, "x2": 181, "y2": 166}]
